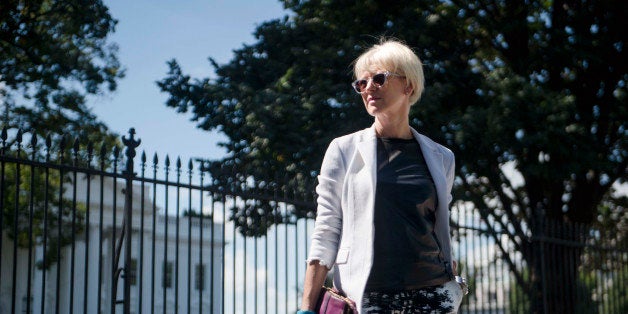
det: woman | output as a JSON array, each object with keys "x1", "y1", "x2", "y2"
[{"x1": 299, "y1": 39, "x2": 464, "y2": 313}]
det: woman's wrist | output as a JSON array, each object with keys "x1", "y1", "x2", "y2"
[{"x1": 297, "y1": 310, "x2": 316, "y2": 314}]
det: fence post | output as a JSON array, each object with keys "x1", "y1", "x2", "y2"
[
  {"x1": 535, "y1": 205, "x2": 548, "y2": 314},
  {"x1": 122, "y1": 128, "x2": 141, "y2": 314}
]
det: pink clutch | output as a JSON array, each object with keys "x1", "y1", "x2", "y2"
[{"x1": 315, "y1": 286, "x2": 357, "y2": 314}]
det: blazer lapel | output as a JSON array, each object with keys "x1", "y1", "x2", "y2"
[
  {"x1": 347, "y1": 128, "x2": 378, "y2": 217},
  {"x1": 413, "y1": 130, "x2": 446, "y2": 207},
  {"x1": 355, "y1": 128, "x2": 377, "y2": 194}
]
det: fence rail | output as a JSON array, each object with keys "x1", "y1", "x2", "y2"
[{"x1": 0, "y1": 128, "x2": 625, "y2": 313}]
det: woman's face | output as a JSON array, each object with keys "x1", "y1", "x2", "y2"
[{"x1": 357, "y1": 66, "x2": 411, "y2": 119}]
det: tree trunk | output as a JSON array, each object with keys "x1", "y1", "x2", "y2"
[{"x1": 527, "y1": 217, "x2": 591, "y2": 313}]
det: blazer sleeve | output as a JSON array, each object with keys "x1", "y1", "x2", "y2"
[
  {"x1": 444, "y1": 147, "x2": 456, "y2": 260},
  {"x1": 307, "y1": 139, "x2": 346, "y2": 268},
  {"x1": 445, "y1": 148, "x2": 455, "y2": 205}
]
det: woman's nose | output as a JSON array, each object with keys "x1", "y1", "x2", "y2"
[{"x1": 365, "y1": 78, "x2": 377, "y2": 91}]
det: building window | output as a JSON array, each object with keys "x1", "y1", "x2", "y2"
[
  {"x1": 162, "y1": 261, "x2": 173, "y2": 288},
  {"x1": 129, "y1": 259, "x2": 137, "y2": 286},
  {"x1": 22, "y1": 295, "x2": 33, "y2": 314},
  {"x1": 195, "y1": 264, "x2": 206, "y2": 291}
]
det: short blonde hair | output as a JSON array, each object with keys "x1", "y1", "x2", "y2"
[{"x1": 353, "y1": 39, "x2": 424, "y2": 106}]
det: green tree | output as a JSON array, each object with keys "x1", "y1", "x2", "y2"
[
  {"x1": 1, "y1": 0, "x2": 123, "y2": 266},
  {"x1": 0, "y1": 0, "x2": 122, "y2": 142},
  {"x1": 159, "y1": 0, "x2": 627, "y2": 311}
]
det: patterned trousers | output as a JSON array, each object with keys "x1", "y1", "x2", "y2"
[{"x1": 362, "y1": 280, "x2": 463, "y2": 313}]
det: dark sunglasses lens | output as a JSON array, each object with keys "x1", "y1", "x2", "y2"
[
  {"x1": 353, "y1": 80, "x2": 367, "y2": 92},
  {"x1": 372, "y1": 73, "x2": 387, "y2": 86}
]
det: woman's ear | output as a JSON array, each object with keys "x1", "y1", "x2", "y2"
[{"x1": 405, "y1": 85, "x2": 413, "y2": 95}]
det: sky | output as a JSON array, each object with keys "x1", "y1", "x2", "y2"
[{"x1": 92, "y1": 0, "x2": 289, "y2": 165}]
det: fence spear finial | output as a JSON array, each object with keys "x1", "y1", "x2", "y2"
[{"x1": 122, "y1": 128, "x2": 141, "y2": 161}]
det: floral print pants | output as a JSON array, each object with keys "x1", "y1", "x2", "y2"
[{"x1": 362, "y1": 280, "x2": 463, "y2": 313}]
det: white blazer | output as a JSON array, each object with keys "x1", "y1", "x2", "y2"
[{"x1": 307, "y1": 125, "x2": 456, "y2": 313}]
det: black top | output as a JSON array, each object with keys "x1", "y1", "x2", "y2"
[{"x1": 365, "y1": 138, "x2": 450, "y2": 291}]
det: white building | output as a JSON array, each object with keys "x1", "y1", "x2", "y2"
[{"x1": 0, "y1": 175, "x2": 223, "y2": 313}]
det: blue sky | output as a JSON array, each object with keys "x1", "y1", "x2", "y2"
[{"x1": 92, "y1": 0, "x2": 288, "y2": 164}]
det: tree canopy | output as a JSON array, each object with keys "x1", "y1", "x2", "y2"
[
  {"x1": 0, "y1": 0, "x2": 123, "y2": 143},
  {"x1": 160, "y1": 0, "x2": 626, "y2": 226}
]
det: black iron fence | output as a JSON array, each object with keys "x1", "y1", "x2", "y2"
[
  {"x1": 451, "y1": 203, "x2": 627, "y2": 314},
  {"x1": 0, "y1": 128, "x2": 626, "y2": 313}
]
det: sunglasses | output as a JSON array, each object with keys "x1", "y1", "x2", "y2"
[{"x1": 351, "y1": 71, "x2": 405, "y2": 94}]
